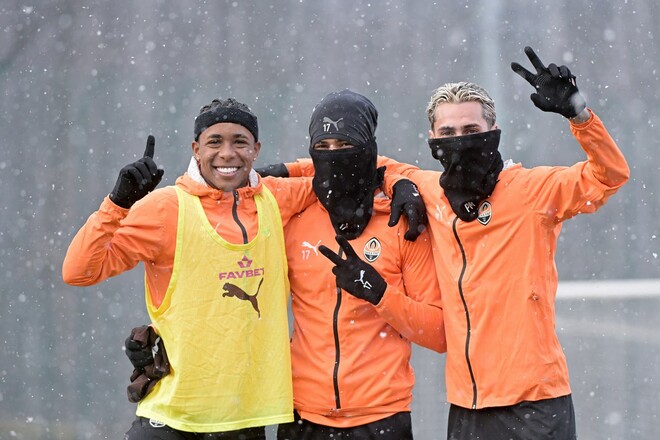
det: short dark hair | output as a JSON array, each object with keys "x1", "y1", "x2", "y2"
[{"x1": 198, "y1": 98, "x2": 252, "y2": 116}]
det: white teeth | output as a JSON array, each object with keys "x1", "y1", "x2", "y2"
[{"x1": 216, "y1": 167, "x2": 239, "y2": 174}]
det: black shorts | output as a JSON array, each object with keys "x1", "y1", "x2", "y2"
[
  {"x1": 447, "y1": 394, "x2": 577, "y2": 440},
  {"x1": 277, "y1": 410, "x2": 413, "y2": 440},
  {"x1": 123, "y1": 416, "x2": 266, "y2": 440}
]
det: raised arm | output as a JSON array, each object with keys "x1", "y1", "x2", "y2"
[
  {"x1": 511, "y1": 46, "x2": 629, "y2": 220},
  {"x1": 62, "y1": 136, "x2": 165, "y2": 285}
]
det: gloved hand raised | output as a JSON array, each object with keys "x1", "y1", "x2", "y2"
[
  {"x1": 319, "y1": 235, "x2": 387, "y2": 305},
  {"x1": 388, "y1": 179, "x2": 427, "y2": 242},
  {"x1": 124, "y1": 326, "x2": 154, "y2": 369},
  {"x1": 511, "y1": 46, "x2": 587, "y2": 119},
  {"x1": 110, "y1": 135, "x2": 164, "y2": 208}
]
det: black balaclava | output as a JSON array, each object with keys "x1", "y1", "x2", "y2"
[
  {"x1": 309, "y1": 89, "x2": 384, "y2": 239},
  {"x1": 428, "y1": 129, "x2": 504, "y2": 222}
]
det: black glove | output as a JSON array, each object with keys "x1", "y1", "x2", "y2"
[
  {"x1": 254, "y1": 163, "x2": 289, "y2": 178},
  {"x1": 109, "y1": 135, "x2": 164, "y2": 208},
  {"x1": 125, "y1": 326, "x2": 154, "y2": 369},
  {"x1": 511, "y1": 46, "x2": 587, "y2": 119},
  {"x1": 319, "y1": 235, "x2": 387, "y2": 305},
  {"x1": 388, "y1": 179, "x2": 427, "y2": 241}
]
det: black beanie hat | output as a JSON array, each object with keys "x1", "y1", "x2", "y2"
[
  {"x1": 308, "y1": 90, "x2": 382, "y2": 240},
  {"x1": 308, "y1": 89, "x2": 378, "y2": 150},
  {"x1": 194, "y1": 99, "x2": 259, "y2": 142}
]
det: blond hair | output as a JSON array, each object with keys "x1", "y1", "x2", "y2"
[{"x1": 426, "y1": 82, "x2": 496, "y2": 129}]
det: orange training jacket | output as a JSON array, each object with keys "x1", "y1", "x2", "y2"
[
  {"x1": 62, "y1": 168, "x2": 315, "y2": 307},
  {"x1": 286, "y1": 111, "x2": 629, "y2": 410},
  {"x1": 378, "y1": 110, "x2": 630, "y2": 409},
  {"x1": 284, "y1": 192, "x2": 445, "y2": 427}
]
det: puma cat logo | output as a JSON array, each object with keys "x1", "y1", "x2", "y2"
[
  {"x1": 322, "y1": 116, "x2": 343, "y2": 131},
  {"x1": 222, "y1": 278, "x2": 263, "y2": 318},
  {"x1": 302, "y1": 239, "x2": 322, "y2": 256},
  {"x1": 354, "y1": 270, "x2": 373, "y2": 290}
]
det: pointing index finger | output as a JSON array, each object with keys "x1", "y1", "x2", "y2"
[{"x1": 143, "y1": 135, "x2": 155, "y2": 159}]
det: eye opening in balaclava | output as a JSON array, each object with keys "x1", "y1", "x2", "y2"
[{"x1": 309, "y1": 90, "x2": 384, "y2": 239}]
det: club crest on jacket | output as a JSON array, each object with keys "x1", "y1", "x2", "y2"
[
  {"x1": 477, "y1": 201, "x2": 492, "y2": 226},
  {"x1": 363, "y1": 237, "x2": 382, "y2": 262}
]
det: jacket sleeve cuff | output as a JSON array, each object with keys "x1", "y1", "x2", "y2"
[
  {"x1": 101, "y1": 195, "x2": 131, "y2": 219},
  {"x1": 568, "y1": 108, "x2": 594, "y2": 129}
]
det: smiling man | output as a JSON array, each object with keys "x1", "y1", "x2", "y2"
[
  {"x1": 192, "y1": 100, "x2": 261, "y2": 191},
  {"x1": 62, "y1": 97, "x2": 318, "y2": 439}
]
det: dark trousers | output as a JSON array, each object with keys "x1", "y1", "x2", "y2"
[
  {"x1": 123, "y1": 416, "x2": 266, "y2": 440},
  {"x1": 277, "y1": 410, "x2": 413, "y2": 440},
  {"x1": 447, "y1": 394, "x2": 577, "y2": 440}
]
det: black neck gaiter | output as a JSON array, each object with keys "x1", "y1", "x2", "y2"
[
  {"x1": 428, "y1": 129, "x2": 504, "y2": 222},
  {"x1": 310, "y1": 142, "x2": 384, "y2": 239}
]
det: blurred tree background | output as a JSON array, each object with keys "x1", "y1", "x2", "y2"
[{"x1": 0, "y1": 0, "x2": 658, "y2": 438}]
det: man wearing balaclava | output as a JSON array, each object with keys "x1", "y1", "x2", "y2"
[
  {"x1": 308, "y1": 89, "x2": 384, "y2": 239},
  {"x1": 381, "y1": 47, "x2": 629, "y2": 439},
  {"x1": 276, "y1": 89, "x2": 445, "y2": 439},
  {"x1": 256, "y1": 90, "x2": 427, "y2": 242}
]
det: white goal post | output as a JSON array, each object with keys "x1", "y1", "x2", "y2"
[{"x1": 557, "y1": 278, "x2": 660, "y2": 299}]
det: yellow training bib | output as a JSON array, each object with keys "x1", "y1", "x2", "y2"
[{"x1": 136, "y1": 186, "x2": 293, "y2": 432}]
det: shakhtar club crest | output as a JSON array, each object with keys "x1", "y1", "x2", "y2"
[{"x1": 477, "y1": 201, "x2": 492, "y2": 225}]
